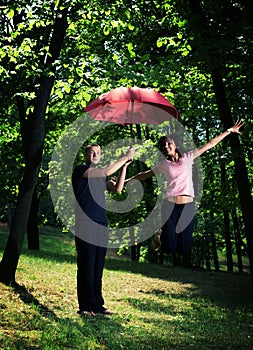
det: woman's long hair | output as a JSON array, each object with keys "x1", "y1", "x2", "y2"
[{"x1": 158, "y1": 136, "x2": 182, "y2": 160}]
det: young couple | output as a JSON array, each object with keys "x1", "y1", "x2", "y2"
[{"x1": 72, "y1": 119, "x2": 243, "y2": 316}]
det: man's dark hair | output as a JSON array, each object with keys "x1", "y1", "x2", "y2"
[{"x1": 84, "y1": 143, "x2": 101, "y2": 155}]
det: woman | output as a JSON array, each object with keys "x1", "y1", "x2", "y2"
[{"x1": 127, "y1": 119, "x2": 244, "y2": 259}]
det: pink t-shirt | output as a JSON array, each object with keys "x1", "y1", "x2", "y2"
[{"x1": 156, "y1": 151, "x2": 195, "y2": 198}]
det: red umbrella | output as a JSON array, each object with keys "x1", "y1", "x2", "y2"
[{"x1": 84, "y1": 86, "x2": 178, "y2": 125}]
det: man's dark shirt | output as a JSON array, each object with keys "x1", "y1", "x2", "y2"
[{"x1": 72, "y1": 164, "x2": 108, "y2": 226}]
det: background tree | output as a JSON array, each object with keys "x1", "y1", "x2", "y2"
[
  {"x1": 0, "y1": 0, "x2": 252, "y2": 284},
  {"x1": 0, "y1": 2, "x2": 69, "y2": 284}
]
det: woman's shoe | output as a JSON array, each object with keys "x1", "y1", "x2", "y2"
[{"x1": 151, "y1": 229, "x2": 161, "y2": 251}]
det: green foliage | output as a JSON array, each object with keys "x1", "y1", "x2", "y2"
[{"x1": 0, "y1": 0, "x2": 253, "y2": 272}]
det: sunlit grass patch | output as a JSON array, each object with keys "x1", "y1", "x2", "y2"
[{"x1": 0, "y1": 224, "x2": 253, "y2": 349}]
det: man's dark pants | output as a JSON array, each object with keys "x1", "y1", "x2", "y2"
[{"x1": 75, "y1": 236, "x2": 107, "y2": 313}]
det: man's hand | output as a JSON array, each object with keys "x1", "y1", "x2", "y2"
[{"x1": 126, "y1": 147, "x2": 135, "y2": 162}]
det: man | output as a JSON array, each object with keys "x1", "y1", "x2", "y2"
[{"x1": 72, "y1": 143, "x2": 134, "y2": 316}]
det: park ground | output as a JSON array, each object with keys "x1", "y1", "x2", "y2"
[{"x1": 0, "y1": 224, "x2": 253, "y2": 350}]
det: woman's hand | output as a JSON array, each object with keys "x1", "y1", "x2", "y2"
[{"x1": 227, "y1": 119, "x2": 244, "y2": 134}]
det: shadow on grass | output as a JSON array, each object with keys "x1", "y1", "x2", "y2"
[
  {"x1": 24, "y1": 249, "x2": 76, "y2": 264},
  {"x1": 0, "y1": 224, "x2": 76, "y2": 264},
  {"x1": 13, "y1": 282, "x2": 59, "y2": 320},
  {"x1": 1, "y1": 224, "x2": 252, "y2": 311},
  {"x1": 75, "y1": 312, "x2": 164, "y2": 350},
  {"x1": 105, "y1": 257, "x2": 253, "y2": 308}
]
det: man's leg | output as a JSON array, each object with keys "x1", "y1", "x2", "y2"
[
  {"x1": 75, "y1": 236, "x2": 97, "y2": 313},
  {"x1": 94, "y1": 245, "x2": 107, "y2": 313}
]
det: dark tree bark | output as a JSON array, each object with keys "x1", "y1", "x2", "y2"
[
  {"x1": 0, "y1": 9, "x2": 69, "y2": 284},
  {"x1": 27, "y1": 187, "x2": 39, "y2": 250},
  {"x1": 211, "y1": 67, "x2": 253, "y2": 283},
  {"x1": 232, "y1": 207, "x2": 243, "y2": 273},
  {"x1": 220, "y1": 162, "x2": 233, "y2": 272},
  {"x1": 208, "y1": 212, "x2": 220, "y2": 272},
  {"x1": 211, "y1": 234, "x2": 220, "y2": 272},
  {"x1": 223, "y1": 210, "x2": 233, "y2": 272},
  {"x1": 205, "y1": 250, "x2": 211, "y2": 271},
  {"x1": 203, "y1": 129, "x2": 220, "y2": 271},
  {"x1": 188, "y1": 0, "x2": 253, "y2": 285}
]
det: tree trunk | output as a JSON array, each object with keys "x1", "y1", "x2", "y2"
[
  {"x1": 220, "y1": 162, "x2": 233, "y2": 272},
  {"x1": 0, "y1": 9, "x2": 68, "y2": 285},
  {"x1": 203, "y1": 130, "x2": 220, "y2": 272},
  {"x1": 211, "y1": 67, "x2": 253, "y2": 284},
  {"x1": 232, "y1": 207, "x2": 243, "y2": 273},
  {"x1": 211, "y1": 235, "x2": 220, "y2": 272},
  {"x1": 223, "y1": 210, "x2": 233, "y2": 272},
  {"x1": 205, "y1": 253, "x2": 211, "y2": 271},
  {"x1": 0, "y1": 166, "x2": 41, "y2": 283},
  {"x1": 188, "y1": 0, "x2": 253, "y2": 285},
  {"x1": 7, "y1": 199, "x2": 13, "y2": 228},
  {"x1": 208, "y1": 211, "x2": 220, "y2": 272},
  {"x1": 130, "y1": 226, "x2": 136, "y2": 261},
  {"x1": 27, "y1": 187, "x2": 40, "y2": 250}
]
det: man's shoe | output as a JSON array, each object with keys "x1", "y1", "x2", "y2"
[
  {"x1": 99, "y1": 307, "x2": 113, "y2": 315},
  {"x1": 78, "y1": 310, "x2": 96, "y2": 316}
]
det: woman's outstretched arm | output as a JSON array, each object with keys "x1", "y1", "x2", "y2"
[{"x1": 193, "y1": 119, "x2": 244, "y2": 159}]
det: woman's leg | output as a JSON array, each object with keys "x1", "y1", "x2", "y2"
[
  {"x1": 176, "y1": 202, "x2": 195, "y2": 256},
  {"x1": 160, "y1": 201, "x2": 179, "y2": 254},
  {"x1": 160, "y1": 202, "x2": 195, "y2": 256}
]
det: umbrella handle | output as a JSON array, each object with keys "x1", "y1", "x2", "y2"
[
  {"x1": 130, "y1": 124, "x2": 134, "y2": 145},
  {"x1": 129, "y1": 100, "x2": 134, "y2": 144}
]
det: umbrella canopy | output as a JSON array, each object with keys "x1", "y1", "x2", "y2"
[{"x1": 84, "y1": 86, "x2": 178, "y2": 125}]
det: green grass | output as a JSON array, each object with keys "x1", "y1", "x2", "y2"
[{"x1": 0, "y1": 223, "x2": 253, "y2": 350}]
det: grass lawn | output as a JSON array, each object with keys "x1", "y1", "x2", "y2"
[{"x1": 0, "y1": 224, "x2": 253, "y2": 350}]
